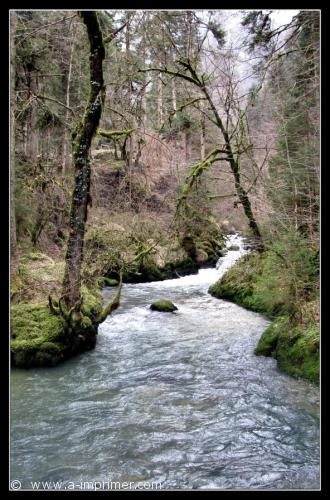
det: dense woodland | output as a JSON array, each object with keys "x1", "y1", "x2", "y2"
[{"x1": 10, "y1": 10, "x2": 319, "y2": 382}]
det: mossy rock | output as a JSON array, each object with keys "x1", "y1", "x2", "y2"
[
  {"x1": 196, "y1": 249, "x2": 209, "y2": 264},
  {"x1": 181, "y1": 236, "x2": 197, "y2": 258},
  {"x1": 11, "y1": 303, "x2": 67, "y2": 367},
  {"x1": 80, "y1": 315, "x2": 93, "y2": 329},
  {"x1": 81, "y1": 285, "x2": 102, "y2": 321},
  {"x1": 255, "y1": 316, "x2": 319, "y2": 385},
  {"x1": 276, "y1": 321, "x2": 319, "y2": 385},
  {"x1": 150, "y1": 300, "x2": 178, "y2": 312},
  {"x1": 11, "y1": 303, "x2": 67, "y2": 344},
  {"x1": 39, "y1": 341, "x2": 62, "y2": 353},
  {"x1": 103, "y1": 277, "x2": 119, "y2": 287},
  {"x1": 11, "y1": 287, "x2": 102, "y2": 368},
  {"x1": 122, "y1": 256, "x2": 200, "y2": 284},
  {"x1": 228, "y1": 245, "x2": 240, "y2": 251},
  {"x1": 255, "y1": 317, "x2": 284, "y2": 356}
]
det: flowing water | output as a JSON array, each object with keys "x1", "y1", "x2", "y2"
[{"x1": 10, "y1": 235, "x2": 320, "y2": 490}]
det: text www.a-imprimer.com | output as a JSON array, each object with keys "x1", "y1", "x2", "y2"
[{"x1": 10, "y1": 480, "x2": 162, "y2": 491}]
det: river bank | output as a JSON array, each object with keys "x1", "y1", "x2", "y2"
[{"x1": 208, "y1": 247, "x2": 319, "y2": 385}]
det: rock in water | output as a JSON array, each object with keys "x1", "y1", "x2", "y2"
[
  {"x1": 103, "y1": 277, "x2": 119, "y2": 286},
  {"x1": 150, "y1": 300, "x2": 178, "y2": 312}
]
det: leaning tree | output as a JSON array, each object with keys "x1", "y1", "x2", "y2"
[{"x1": 139, "y1": 13, "x2": 266, "y2": 247}]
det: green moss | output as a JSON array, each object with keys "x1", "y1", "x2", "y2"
[
  {"x1": 11, "y1": 287, "x2": 102, "y2": 368},
  {"x1": 208, "y1": 250, "x2": 294, "y2": 317},
  {"x1": 103, "y1": 277, "x2": 119, "y2": 287},
  {"x1": 11, "y1": 303, "x2": 67, "y2": 344},
  {"x1": 81, "y1": 285, "x2": 102, "y2": 321},
  {"x1": 255, "y1": 317, "x2": 319, "y2": 385},
  {"x1": 276, "y1": 321, "x2": 319, "y2": 384},
  {"x1": 39, "y1": 341, "x2": 62, "y2": 352},
  {"x1": 80, "y1": 315, "x2": 93, "y2": 329},
  {"x1": 34, "y1": 350, "x2": 60, "y2": 366},
  {"x1": 254, "y1": 317, "x2": 283, "y2": 356},
  {"x1": 14, "y1": 351, "x2": 33, "y2": 367},
  {"x1": 150, "y1": 300, "x2": 178, "y2": 312},
  {"x1": 209, "y1": 249, "x2": 319, "y2": 385},
  {"x1": 208, "y1": 253, "x2": 263, "y2": 312},
  {"x1": 98, "y1": 128, "x2": 135, "y2": 139},
  {"x1": 10, "y1": 302, "x2": 66, "y2": 367},
  {"x1": 139, "y1": 262, "x2": 165, "y2": 282},
  {"x1": 121, "y1": 255, "x2": 200, "y2": 284},
  {"x1": 196, "y1": 239, "x2": 222, "y2": 265}
]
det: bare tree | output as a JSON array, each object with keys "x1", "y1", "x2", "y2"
[{"x1": 140, "y1": 57, "x2": 263, "y2": 245}]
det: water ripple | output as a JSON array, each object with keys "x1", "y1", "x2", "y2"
[{"x1": 11, "y1": 235, "x2": 319, "y2": 490}]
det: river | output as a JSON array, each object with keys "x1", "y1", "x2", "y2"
[{"x1": 10, "y1": 235, "x2": 320, "y2": 490}]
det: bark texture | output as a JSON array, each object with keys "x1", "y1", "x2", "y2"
[{"x1": 62, "y1": 11, "x2": 105, "y2": 308}]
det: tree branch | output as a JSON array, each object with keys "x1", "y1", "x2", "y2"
[
  {"x1": 138, "y1": 67, "x2": 201, "y2": 86},
  {"x1": 35, "y1": 94, "x2": 75, "y2": 115},
  {"x1": 103, "y1": 21, "x2": 128, "y2": 43},
  {"x1": 208, "y1": 193, "x2": 237, "y2": 200},
  {"x1": 16, "y1": 14, "x2": 77, "y2": 45},
  {"x1": 99, "y1": 271, "x2": 123, "y2": 323},
  {"x1": 97, "y1": 128, "x2": 135, "y2": 139}
]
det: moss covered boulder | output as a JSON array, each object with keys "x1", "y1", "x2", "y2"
[
  {"x1": 255, "y1": 315, "x2": 319, "y2": 385},
  {"x1": 11, "y1": 303, "x2": 67, "y2": 367},
  {"x1": 103, "y1": 277, "x2": 119, "y2": 287},
  {"x1": 150, "y1": 300, "x2": 178, "y2": 312},
  {"x1": 11, "y1": 287, "x2": 102, "y2": 368}
]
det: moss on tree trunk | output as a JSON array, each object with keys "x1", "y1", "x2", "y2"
[{"x1": 62, "y1": 11, "x2": 106, "y2": 308}]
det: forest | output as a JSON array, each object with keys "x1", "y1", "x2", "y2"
[{"x1": 10, "y1": 10, "x2": 320, "y2": 491}]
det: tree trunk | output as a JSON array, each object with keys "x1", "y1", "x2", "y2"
[
  {"x1": 113, "y1": 139, "x2": 119, "y2": 160},
  {"x1": 141, "y1": 28, "x2": 148, "y2": 128},
  {"x1": 26, "y1": 66, "x2": 39, "y2": 162},
  {"x1": 186, "y1": 11, "x2": 193, "y2": 60},
  {"x1": 200, "y1": 107, "x2": 206, "y2": 160},
  {"x1": 201, "y1": 84, "x2": 263, "y2": 246},
  {"x1": 27, "y1": 97, "x2": 39, "y2": 162},
  {"x1": 171, "y1": 78, "x2": 177, "y2": 114},
  {"x1": 62, "y1": 11, "x2": 106, "y2": 308},
  {"x1": 125, "y1": 12, "x2": 133, "y2": 206},
  {"x1": 185, "y1": 128, "x2": 191, "y2": 164},
  {"x1": 10, "y1": 11, "x2": 18, "y2": 278},
  {"x1": 62, "y1": 21, "x2": 75, "y2": 175},
  {"x1": 157, "y1": 73, "x2": 163, "y2": 128},
  {"x1": 231, "y1": 159, "x2": 262, "y2": 243},
  {"x1": 170, "y1": 45, "x2": 177, "y2": 116},
  {"x1": 141, "y1": 91, "x2": 147, "y2": 128}
]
